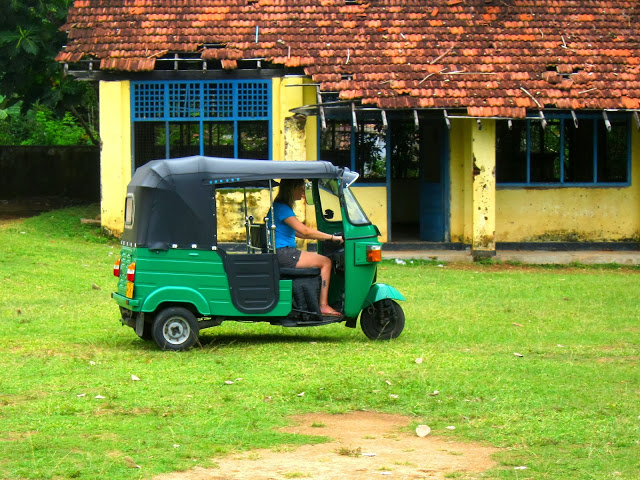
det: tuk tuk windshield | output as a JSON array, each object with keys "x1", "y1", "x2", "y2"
[{"x1": 318, "y1": 179, "x2": 371, "y2": 226}]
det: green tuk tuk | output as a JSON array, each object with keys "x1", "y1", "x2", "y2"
[{"x1": 112, "y1": 156, "x2": 405, "y2": 350}]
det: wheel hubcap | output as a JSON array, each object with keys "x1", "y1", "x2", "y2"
[{"x1": 163, "y1": 317, "x2": 190, "y2": 344}]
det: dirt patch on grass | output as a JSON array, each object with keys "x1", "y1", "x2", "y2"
[{"x1": 155, "y1": 411, "x2": 499, "y2": 480}]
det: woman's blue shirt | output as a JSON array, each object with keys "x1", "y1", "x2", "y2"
[{"x1": 268, "y1": 202, "x2": 296, "y2": 249}]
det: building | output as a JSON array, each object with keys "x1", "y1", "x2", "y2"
[{"x1": 56, "y1": 0, "x2": 640, "y2": 256}]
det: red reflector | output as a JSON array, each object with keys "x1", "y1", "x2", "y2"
[
  {"x1": 126, "y1": 262, "x2": 136, "y2": 282},
  {"x1": 113, "y1": 258, "x2": 121, "y2": 277},
  {"x1": 366, "y1": 245, "x2": 382, "y2": 263}
]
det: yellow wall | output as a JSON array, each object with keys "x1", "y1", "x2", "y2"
[
  {"x1": 97, "y1": 74, "x2": 639, "y2": 245},
  {"x1": 351, "y1": 186, "x2": 388, "y2": 243},
  {"x1": 216, "y1": 188, "x2": 274, "y2": 242},
  {"x1": 99, "y1": 80, "x2": 131, "y2": 236},
  {"x1": 450, "y1": 118, "x2": 640, "y2": 243},
  {"x1": 496, "y1": 125, "x2": 640, "y2": 242},
  {"x1": 496, "y1": 129, "x2": 640, "y2": 242}
]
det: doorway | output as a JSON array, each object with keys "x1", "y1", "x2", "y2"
[{"x1": 390, "y1": 119, "x2": 449, "y2": 242}]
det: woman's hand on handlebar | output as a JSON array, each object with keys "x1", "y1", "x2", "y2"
[{"x1": 330, "y1": 234, "x2": 344, "y2": 244}]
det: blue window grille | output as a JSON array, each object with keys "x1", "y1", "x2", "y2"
[
  {"x1": 131, "y1": 80, "x2": 271, "y2": 165},
  {"x1": 237, "y1": 82, "x2": 269, "y2": 118},
  {"x1": 203, "y1": 82, "x2": 233, "y2": 118},
  {"x1": 132, "y1": 82, "x2": 165, "y2": 119}
]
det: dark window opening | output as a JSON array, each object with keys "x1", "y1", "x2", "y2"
[
  {"x1": 530, "y1": 120, "x2": 560, "y2": 183},
  {"x1": 203, "y1": 122, "x2": 234, "y2": 158},
  {"x1": 319, "y1": 119, "x2": 388, "y2": 182},
  {"x1": 168, "y1": 122, "x2": 200, "y2": 158},
  {"x1": 390, "y1": 122, "x2": 419, "y2": 180},
  {"x1": 496, "y1": 121, "x2": 527, "y2": 183},
  {"x1": 133, "y1": 122, "x2": 166, "y2": 169},
  {"x1": 564, "y1": 120, "x2": 594, "y2": 183},
  {"x1": 320, "y1": 120, "x2": 351, "y2": 170},
  {"x1": 598, "y1": 121, "x2": 628, "y2": 182},
  {"x1": 238, "y1": 121, "x2": 269, "y2": 159},
  {"x1": 355, "y1": 123, "x2": 386, "y2": 182},
  {"x1": 496, "y1": 115, "x2": 630, "y2": 186}
]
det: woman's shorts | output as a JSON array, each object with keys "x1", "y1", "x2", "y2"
[{"x1": 276, "y1": 247, "x2": 301, "y2": 268}]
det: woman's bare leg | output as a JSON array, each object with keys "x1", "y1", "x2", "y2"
[{"x1": 297, "y1": 250, "x2": 341, "y2": 315}]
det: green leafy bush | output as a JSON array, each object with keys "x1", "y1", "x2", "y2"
[{"x1": 0, "y1": 103, "x2": 93, "y2": 145}]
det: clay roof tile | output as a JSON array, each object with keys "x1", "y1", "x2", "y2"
[{"x1": 57, "y1": 0, "x2": 640, "y2": 115}]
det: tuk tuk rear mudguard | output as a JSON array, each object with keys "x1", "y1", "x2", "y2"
[
  {"x1": 364, "y1": 283, "x2": 405, "y2": 308},
  {"x1": 141, "y1": 287, "x2": 211, "y2": 315},
  {"x1": 111, "y1": 288, "x2": 210, "y2": 315}
]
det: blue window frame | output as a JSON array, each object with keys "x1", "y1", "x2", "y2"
[
  {"x1": 131, "y1": 80, "x2": 271, "y2": 168},
  {"x1": 496, "y1": 113, "x2": 631, "y2": 187}
]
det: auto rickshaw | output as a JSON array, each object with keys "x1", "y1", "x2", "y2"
[{"x1": 111, "y1": 156, "x2": 405, "y2": 350}]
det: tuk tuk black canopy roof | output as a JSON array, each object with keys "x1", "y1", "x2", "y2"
[
  {"x1": 129, "y1": 156, "x2": 356, "y2": 189},
  {"x1": 125, "y1": 157, "x2": 356, "y2": 251}
]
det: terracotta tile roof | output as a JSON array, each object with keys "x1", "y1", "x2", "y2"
[{"x1": 56, "y1": 0, "x2": 640, "y2": 117}]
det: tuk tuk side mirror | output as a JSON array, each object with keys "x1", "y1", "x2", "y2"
[{"x1": 304, "y1": 181, "x2": 314, "y2": 205}]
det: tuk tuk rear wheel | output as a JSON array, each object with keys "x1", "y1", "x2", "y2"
[
  {"x1": 151, "y1": 307, "x2": 199, "y2": 351},
  {"x1": 360, "y1": 299, "x2": 405, "y2": 340}
]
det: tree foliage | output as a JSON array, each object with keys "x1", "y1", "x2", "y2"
[{"x1": 0, "y1": 0, "x2": 98, "y2": 144}]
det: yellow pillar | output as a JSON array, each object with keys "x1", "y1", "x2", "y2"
[
  {"x1": 272, "y1": 76, "x2": 316, "y2": 161},
  {"x1": 99, "y1": 80, "x2": 131, "y2": 236},
  {"x1": 470, "y1": 120, "x2": 496, "y2": 258}
]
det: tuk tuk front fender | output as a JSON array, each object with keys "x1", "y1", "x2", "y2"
[
  {"x1": 141, "y1": 287, "x2": 210, "y2": 316},
  {"x1": 363, "y1": 283, "x2": 405, "y2": 308}
]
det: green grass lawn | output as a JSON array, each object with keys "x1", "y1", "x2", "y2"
[{"x1": 1, "y1": 206, "x2": 639, "y2": 479}]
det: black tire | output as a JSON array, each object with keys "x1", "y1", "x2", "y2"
[
  {"x1": 151, "y1": 307, "x2": 199, "y2": 351},
  {"x1": 360, "y1": 299, "x2": 405, "y2": 340}
]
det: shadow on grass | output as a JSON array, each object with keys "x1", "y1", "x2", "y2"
[
  {"x1": 113, "y1": 329, "x2": 354, "y2": 352},
  {"x1": 198, "y1": 330, "x2": 351, "y2": 348}
]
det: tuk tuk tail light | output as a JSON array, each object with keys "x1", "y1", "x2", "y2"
[
  {"x1": 113, "y1": 258, "x2": 121, "y2": 277},
  {"x1": 126, "y1": 263, "x2": 136, "y2": 282},
  {"x1": 366, "y1": 245, "x2": 382, "y2": 263}
]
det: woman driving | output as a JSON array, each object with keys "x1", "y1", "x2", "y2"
[{"x1": 270, "y1": 179, "x2": 343, "y2": 317}]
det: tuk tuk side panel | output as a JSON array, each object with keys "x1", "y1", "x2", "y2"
[
  {"x1": 342, "y1": 226, "x2": 381, "y2": 318},
  {"x1": 116, "y1": 248, "x2": 292, "y2": 317}
]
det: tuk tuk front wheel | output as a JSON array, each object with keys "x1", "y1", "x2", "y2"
[
  {"x1": 151, "y1": 307, "x2": 199, "y2": 351},
  {"x1": 360, "y1": 299, "x2": 405, "y2": 340}
]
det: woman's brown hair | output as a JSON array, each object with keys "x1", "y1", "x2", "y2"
[{"x1": 274, "y1": 179, "x2": 304, "y2": 208}]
